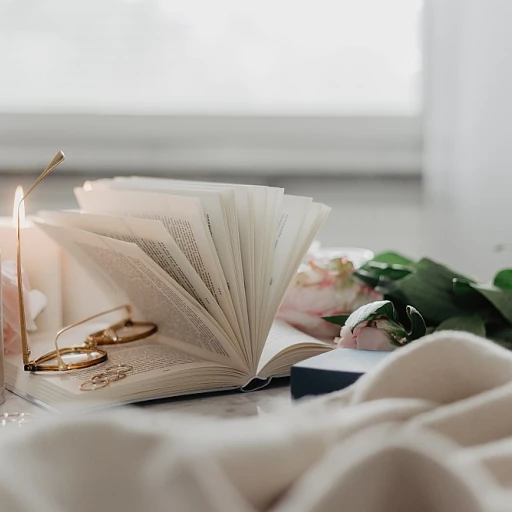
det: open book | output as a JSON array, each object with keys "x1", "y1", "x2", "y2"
[{"x1": 5, "y1": 177, "x2": 333, "y2": 411}]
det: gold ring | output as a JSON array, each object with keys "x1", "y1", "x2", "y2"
[
  {"x1": 94, "y1": 371, "x2": 127, "y2": 382},
  {"x1": 80, "y1": 377, "x2": 109, "y2": 392},
  {"x1": 105, "y1": 364, "x2": 133, "y2": 373}
]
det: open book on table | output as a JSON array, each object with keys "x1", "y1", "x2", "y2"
[{"x1": 5, "y1": 177, "x2": 333, "y2": 411}]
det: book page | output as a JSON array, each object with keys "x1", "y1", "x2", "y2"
[
  {"x1": 253, "y1": 187, "x2": 284, "y2": 347},
  {"x1": 269, "y1": 195, "x2": 313, "y2": 297},
  {"x1": 4, "y1": 329, "x2": 246, "y2": 409},
  {"x1": 59, "y1": 339, "x2": 216, "y2": 393},
  {"x1": 36, "y1": 222, "x2": 248, "y2": 371},
  {"x1": 96, "y1": 178, "x2": 276, "y2": 368},
  {"x1": 259, "y1": 194, "x2": 314, "y2": 336},
  {"x1": 39, "y1": 211, "x2": 236, "y2": 342},
  {"x1": 259, "y1": 202, "x2": 331, "y2": 354},
  {"x1": 27, "y1": 338, "x2": 212, "y2": 395},
  {"x1": 106, "y1": 179, "x2": 257, "y2": 366},
  {"x1": 89, "y1": 178, "x2": 250, "y2": 352},
  {"x1": 256, "y1": 320, "x2": 332, "y2": 379},
  {"x1": 245, "y1": 201, "x2": 331, "y2": 366},
  {"x1": 80, "y1": 178, "x2": 331, "y2": 375},
  {"x1": 74, "y1": 188, "x2": 242, "y2": 345}
]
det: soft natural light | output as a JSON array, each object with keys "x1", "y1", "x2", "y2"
[
  {"x1": 13, "y1": 185, "x2": 27, "y2": 227},
  {"x1": 0, "y1": 0, "x2": 422, "y2": 115}
]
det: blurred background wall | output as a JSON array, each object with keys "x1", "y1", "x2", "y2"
[
  {"x1": 0, "y1": 0, "x2": 509, "y2": 279},
  {"x1": 423, "y1": 0, "x2": 512, "y2": 278}
]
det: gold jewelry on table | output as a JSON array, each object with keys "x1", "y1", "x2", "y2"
[
  {"x1": 0, "y1": 412, "x2": 35, "y2": 427},
  {"x1": 79, "y1": 364, "x2": 133, "y2": 392},
  {"x1": 17, "y1": 151, "x2": 157, "y2": 373}
]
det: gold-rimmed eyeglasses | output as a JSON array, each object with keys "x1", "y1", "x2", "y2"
[{"x1": 17, "y1": 151, "x2": 158, "y2": 372}]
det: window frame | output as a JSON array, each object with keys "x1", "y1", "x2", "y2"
[{"x1": 0, "y1": 113, "x2": 422, "y2": 175}]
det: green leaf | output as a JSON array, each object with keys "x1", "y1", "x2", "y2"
[
  {"x1": 369, "y1": 252, "x2": 414, "y2": 266},
  {"x1": 364, "y1": 261, "x2": 413, "y2": 281},
  {"x1": 322, "y1": 314, "x2": 350, "y2": 327},
  {"x1": 378, "y1": 258, "x2": 465, "y2": 325},
  {"x1": 436, "y1": 316, "x2": 486, "y2": 337},
  {"x1": 351, "y1": 268, "x2": 381, "y2": 289},
  {"x1": 357, "y1": 253, "x2": 414, "y2": 285},
  {"x1": 405, "y1": 305, "x2": 427, "y2": 341},
  {"x1": 453, "y1": 279, "x2": 512, "y2": 325},
  {"x1": 352, "y1": 269, "x2": 410, "y2": 305},
  {"x1": 451, "y1": 278, "x2": 502, "y2": 324},
  {"x1": 345, "y1": 300, "x2": 397, "y2": 330},
  {"x1": 390, "y1": 258, "x2": 469, "y2": 324},
  {"x1": 453, "y1": 278, "x2": 492, "y2": 307},
  {"x1": 383, "y1": 297, "x2": 414, "y2": 327},
  {"x1": 494, "y1": 269, "x2": 512, "y2": 290}
]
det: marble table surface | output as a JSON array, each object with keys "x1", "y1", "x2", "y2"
[{"x1": 0, "y1": 381, "x2": 294, "y2": 425}]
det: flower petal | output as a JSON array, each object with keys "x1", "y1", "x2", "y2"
[
  {"x1": 355, "y1": 327, "x2": 395, "y2": 351},
  {"x1": 336, "y1": 325, "x2": 358, "y2": 348}
]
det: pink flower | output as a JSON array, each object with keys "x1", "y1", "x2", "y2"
[
  {"x1": 335, "y1": 317, "x2": 409, "y2": 351},
  {"x1": 2, "y1": 261, "x2": 47, "y2": 354},
  {"x1": 335, "y1": 324, "x2": 394, "y2": 351},
  {"x1": 277, "y1": 256, "x2": 382, "y2": 339}
]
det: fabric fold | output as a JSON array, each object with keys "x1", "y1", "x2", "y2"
[{"x1": 3, "y1": 330, "x2": 512, "y2": 510}]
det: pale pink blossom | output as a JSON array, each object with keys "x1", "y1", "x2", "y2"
[
  {"x1": 2, "y1": 261, "x2": 46, "y2": 354},
  {"x1": 277, "y1": 256, "x2": 382, "y2": 339},
  {"x1": 336, "y1": 323, "x2": 395, "y2": 351}
]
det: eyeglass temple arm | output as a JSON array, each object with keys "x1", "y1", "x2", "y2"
[
  {"x1": 17, "y1": 151, "x2": 66, "y2": 365},
  {"x1": 16, "y1": 210, "x2": 28, "y2": 364},
  {"x1": 53, "y1": 304, "x2": 133, "y2": 370}
]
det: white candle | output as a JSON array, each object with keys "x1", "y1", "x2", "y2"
[
  {"x1": 0, "y1": 252, "x2": 5, "y2": 405},
  {"x1": 0, "y1": 187, "x2": 62, "y2": 333}
]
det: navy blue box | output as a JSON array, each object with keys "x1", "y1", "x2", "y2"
[{"x1": 290, "y1": 348, "x2": 391, "y2": 399}]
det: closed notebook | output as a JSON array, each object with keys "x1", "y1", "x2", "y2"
[{"x1": 290, "y1": 348, "x2": 391, "y2": 399}]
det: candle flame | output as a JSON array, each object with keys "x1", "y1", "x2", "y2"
[{"x1": 13, "y1": 185, "x2": 27, "y2": 228}]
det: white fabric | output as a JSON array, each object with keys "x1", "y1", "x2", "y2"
[{"x1": 4, "y1": 331, "x2": 512, "y2": 511}]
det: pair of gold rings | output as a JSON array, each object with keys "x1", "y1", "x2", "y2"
[{"x1": 79, "y1": 364, "x2": 134, "y2": 392}]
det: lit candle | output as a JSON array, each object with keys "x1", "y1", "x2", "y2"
[
  {"x1": 0, "y1": 252, "x2": 5, "y2": 405},
  {"x1": 0, "y1": 186, "x2": 63, "y2": 333}
]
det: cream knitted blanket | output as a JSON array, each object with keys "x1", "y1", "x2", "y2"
[{"x1": 2, "y1": 331, "x2": 512, "y2": 511}]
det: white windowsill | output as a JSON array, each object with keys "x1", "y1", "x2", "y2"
[{"x1": 0, "y1": 113, "x2": 422, "y2": 176}]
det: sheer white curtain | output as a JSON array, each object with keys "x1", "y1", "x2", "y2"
[{"x1": 423, "y1": 0, "x2": 512, "y2": 279}]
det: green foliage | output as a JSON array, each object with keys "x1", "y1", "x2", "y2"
[
  {"x1": 344, "y1": 300, "x2": 397, "y2": 330},
  {"x1": 406, "y1": 306, "x2": 427, "y2": 341},
  {"x1": 494, "y1": 270, "x2": 512, "y2": 291},
  {"x1": 453, "y1": 278, "x2": 512, "y2": 324},
  {"x1": 389, "y1": 259, "x2": 469, "y2": 324},
  {"x1": 436, "y1": 316, "x2": 486, "y2": 337},
  {"x1": 363, "y1": 262, "x2": 413, "y2": 281},
  {"x1": 323, "y1": 314, "x2": 350, "y2": 327},
  {"x1": 350, "y1": 251, "x2": 512, "y2": 349},
  {"x1": 366, "y1": 252, "x2": 414, "y2": 266}
]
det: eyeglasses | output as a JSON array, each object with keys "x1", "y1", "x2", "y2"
[{"x1": 17, "y1": 151, "x2": 158, "y2": 372}]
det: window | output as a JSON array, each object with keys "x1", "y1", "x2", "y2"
[{"x1": 0, "y1": 0, "x2": 423, "y2": 174}]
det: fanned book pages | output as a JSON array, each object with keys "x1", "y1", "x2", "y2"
[{"x1": 5, "y1": 177, "x2": 332, "y2": 411}]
